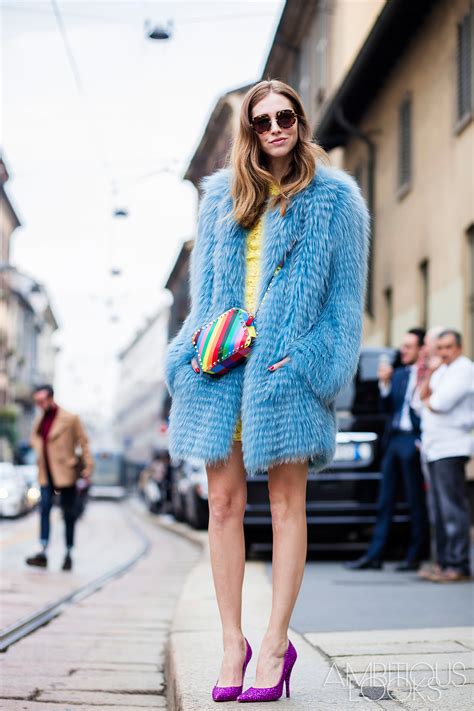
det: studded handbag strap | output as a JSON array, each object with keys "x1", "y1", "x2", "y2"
[{"x1": 253, "y1": 238, "x2": 297, "y2": 318}]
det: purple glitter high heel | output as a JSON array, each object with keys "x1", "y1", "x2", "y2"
[
  {"x1": 236, "y1": 639, "x2": 297, "y2": 702},
  {"x1": 212, "y1": 637, "x2": 252, "y2": 702}
]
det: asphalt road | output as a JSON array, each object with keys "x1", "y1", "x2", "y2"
[{"x1": 265, "y1": 551, "x2": 474, "y2": 634}]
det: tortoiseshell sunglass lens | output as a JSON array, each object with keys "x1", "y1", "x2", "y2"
[
  {"x1": 251, "y1": 115, "x2": 272, "y2": 134},
  {"x1": 276, "y1": 109, "x2": 297, "y2": 129}
]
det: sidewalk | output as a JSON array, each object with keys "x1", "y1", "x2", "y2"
[{"x1": 166, "y1": 531, "x2": 474, "y2": 710}]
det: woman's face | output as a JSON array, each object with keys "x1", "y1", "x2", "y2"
[{"x1": 250, "y1": 92, "x2": 299, "y2": 160}]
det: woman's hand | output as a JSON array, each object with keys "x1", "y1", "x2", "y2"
[
  {"x1": 191, "y1": 357, "x2": 200, "y2": 373},
  {"x1": 268, "y1": 356, "x2": 291, "y2": 371}
]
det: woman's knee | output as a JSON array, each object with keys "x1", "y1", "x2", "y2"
[
  {"x1": 268, "y1": 472, "x2": 307, "y2": 525},
  {"x1": 268, "y1": 489, "x2": 302, "y2": 524},
  {"x1": 208, "y1": 489, "x2": 246, "y2": 525}
]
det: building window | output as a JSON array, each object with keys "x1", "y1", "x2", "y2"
[
  {"x1": 315, "y1": 0, "x2": 329, "y2": 107},
  {"x1": 468, "y1": 226, "x2": 474, "y2": 358},
  {"x1": 398, "y1": 95, "x2": 412, "y2": 193},
  {"x1": 298, "y1": 34, "x2": 311, "y2": 118},
  {"x1": 384, "y1": 287, "x2": 393, "y2": 347},
  {"x1": 419, "y1": 259, "x2": 429, "y2": 329},
  {"x1": 457, "y1": 10, "x2": 473, "y2": 124}
]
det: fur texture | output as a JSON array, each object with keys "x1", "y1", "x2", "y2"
[{"x1": 164, "y1": 164, "x2": 370, "y2": 476}]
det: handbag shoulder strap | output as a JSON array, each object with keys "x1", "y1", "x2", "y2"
[{"x1": 253, "y1": 238, "x2": 297, "y2": 318}]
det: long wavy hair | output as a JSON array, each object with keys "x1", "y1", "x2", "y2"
[{"x1": 227, "y1": 79, "x2": 329, "y2": 229}]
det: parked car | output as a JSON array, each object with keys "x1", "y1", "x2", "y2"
[
  {"x1": 183, "y1": 458, "x2": 209, "y2": 529},
  {"x1": 170, "y1": 457, "x2": 209, "y2": 528},
  {"x1": 0, "y1": 463, "x2": 31, "y2": 518},
  {"x1": 15, "y1": 464, "x2": 41, "y2": 510},
  {"x1": 138, "y1": 462, "x2": 163, "y2": 513},
  {"x1": 170, "y1": 461, "x2": 188, "y2": 522},
  {"x1": 243, "y1": 346, "x2": 418, "y2": 558},
  {"x1": 137, "y1": 451, "x2": 173, "y2": 513}
]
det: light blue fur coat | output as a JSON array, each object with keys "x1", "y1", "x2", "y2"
[{"x1": 165, "y1": 164, "x2": 370, "y2": 476}]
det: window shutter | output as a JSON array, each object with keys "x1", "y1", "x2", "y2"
[
  {"x1": 398, "y1": 97, "x2": 412, "y2": 189},
  {"x1": 457, "y1": 11, "x2": 472, "y2": 121}
]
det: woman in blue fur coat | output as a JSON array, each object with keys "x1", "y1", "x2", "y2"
[{"x1": 165, "y1": 80, "x2": 370, "y2": 701}]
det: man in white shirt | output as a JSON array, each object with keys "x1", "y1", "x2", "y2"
[{"x1": 417, "y1": 329, "x2": 473, "y2": 582}]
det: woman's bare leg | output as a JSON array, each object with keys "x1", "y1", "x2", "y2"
[
  {"x1": 207, "y1": 440, "x2": 248, "y2": 685},
  {"x1": 253, "y1": 459, "x2": 308, "y2": 686}
]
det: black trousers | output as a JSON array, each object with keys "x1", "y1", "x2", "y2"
[
  {"x1": 428, "y1": 456, "x2": 471, "y2": 575},
  {"x1": 40, "y1": 483, "x2": 77, "y2": 549},
  {"x1": 367, "y1": 431, "x2": 429, "y2": 562}
]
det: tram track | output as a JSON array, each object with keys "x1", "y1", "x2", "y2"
[{"x1": 0, "y1": 511, "x2": 150, "y2": 652}]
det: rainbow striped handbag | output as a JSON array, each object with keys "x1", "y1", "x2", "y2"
[{"x1": 191, "y1": 260, "x2": 285, "y2": 377}]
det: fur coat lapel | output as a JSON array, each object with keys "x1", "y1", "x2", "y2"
[{"x1": 210, "y1": 168, "x2": 332, "y2": 318}]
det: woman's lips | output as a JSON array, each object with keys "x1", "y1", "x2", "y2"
[{"x1": 270, "y1": 137, "x2": 287, "y2": 144}]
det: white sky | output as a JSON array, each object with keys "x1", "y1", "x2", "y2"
[{"x1": 1, "y1": 0, "x2": 284, "y2": 420}]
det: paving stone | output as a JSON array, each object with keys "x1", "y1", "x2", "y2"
[
  {"x1": 393, "y1": 682, "x2": 474, "y2": 709},
  {"x1": 1, "y1": 702, "x2": 162, "y2": 710},
  {"x1": 39, "y1": 689, "x2": 167, "y2": 706},
  {"x1": 330, "y1": 651, "x2": 474, "y2": 674},
  {"x1": 310, "y1": 639, "x2": 468, "y2": 657}
]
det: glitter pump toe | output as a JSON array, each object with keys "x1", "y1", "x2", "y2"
[
  {"x1": 212, "y1": 637, "x2": 252, "y2": 702},
  {"x1": 237, "y1": 639, "x2": 297, "y2": 702}
]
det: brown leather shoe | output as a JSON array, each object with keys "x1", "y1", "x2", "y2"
[
  {"x1": 427, "y1": 567, "x2": 471, "y2": 583},
  {"x1": 25, "y1": 552, "x2": 47, "y2": 568}
]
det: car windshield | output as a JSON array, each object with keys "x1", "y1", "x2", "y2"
[{"x1": 335, "y1": 348, "x2": 397, "y2": 412}]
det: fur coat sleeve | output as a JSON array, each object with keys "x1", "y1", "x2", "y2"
[{"x1": 287, "y1": 175, "x2": 370, "y2": 403}]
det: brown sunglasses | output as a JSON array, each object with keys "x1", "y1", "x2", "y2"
[{"x1": 250, "y1": 109, "x2": 298, "y2": 134}]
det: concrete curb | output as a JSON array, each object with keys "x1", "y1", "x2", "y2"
[{"x1": 127, "y1": 497, "x2": 208, "y2": 549}]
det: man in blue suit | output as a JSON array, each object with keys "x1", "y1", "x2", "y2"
[{"x1": 346, "y1": 329, "x2": 429, "y2": 570}]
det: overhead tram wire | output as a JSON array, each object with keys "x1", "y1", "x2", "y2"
[
  {"x1": 49, "y1": 0, "x2": 109, "y2": 170},
  {"x1": 48, "y1": 0, "x2": 122, "y2": 249},
  {"x1": 3, "y1": 2, "x2": 277, "y2": 26}
]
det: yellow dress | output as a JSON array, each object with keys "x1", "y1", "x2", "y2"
[{"x1": 233, "y1": 182, "x2": 279, "y2": 443}]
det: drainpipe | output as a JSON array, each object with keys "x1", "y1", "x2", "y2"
[{"x1": 334, "y1": 106, "x2": 376, "y2": 318}]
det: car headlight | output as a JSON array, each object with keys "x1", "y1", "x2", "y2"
[
  {"x1": 357, "y1": 442, "x2": 373, "y2": 461},
  {"x1": 334, "y1": 433, "x2": 377, "y2": 463},
  {"x1": 27, "y1": 487, "x2": 41, "y2": 503}
]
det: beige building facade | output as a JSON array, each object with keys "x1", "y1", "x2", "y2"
[
  {"x1": 0, "y1": 158, "x2": 21, "y2": 408},
  {"x1": 321, "y1": 0, "x2": 473, "y2": 354},
  {"x1": 266, "y1": 0, "x2": 473, "y2": 355}
]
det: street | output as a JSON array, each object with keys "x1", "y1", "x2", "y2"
[{"x1": 280, "y1": 551, "x2": 474, "y2": 633}]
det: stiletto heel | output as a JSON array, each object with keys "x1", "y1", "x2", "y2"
[
  {"x1": 212, "y1": 637, "x2": 252, "y2": 702},
  {"x1": 285, "y1": 656, "x2": 296, "y2": 697},
  {"x1": 237, "y1": 639, "x2": 297, "y2": 702}
]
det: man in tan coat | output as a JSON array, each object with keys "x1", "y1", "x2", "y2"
[{"x1": 26, "y1": 384, "x2": 94, "y2": 571}]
